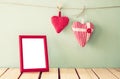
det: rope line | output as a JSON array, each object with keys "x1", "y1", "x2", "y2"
[{"x1": 0, "y1": 2, "x2": 120, "y2": 10}]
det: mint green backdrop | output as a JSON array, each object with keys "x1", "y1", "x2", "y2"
[{"x1": 0, "y1": 0, "x2": 120, "y2": 67}]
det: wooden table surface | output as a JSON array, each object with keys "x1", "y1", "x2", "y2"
[{"x1": 0, "y1": 68, "x2": 120, "y2": 79}]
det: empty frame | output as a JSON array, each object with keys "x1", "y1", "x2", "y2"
[{"x1": 19, "y1": 35, "x2": 49, "y2": 72}]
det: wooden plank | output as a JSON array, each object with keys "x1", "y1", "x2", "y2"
[
  {"x1": 115, "y1": 68, "x2": 120, "y2": 72},
  {"x1": 60, "y1": 68, "x2": 79, "y2": 79},
  {"x1": 77, "y1": 68, "x2": 98, "y2": 79},
  {"x1": 108, "y1": 68, "x2": 120, "y2": 78},
  {"x1": 19, "y1": 72, "x2": 39, "y2": 79},
  {"x1": 41, "y1": 68, "x2": 58, "y2": 79},
  {"x1": 0, "y1": 68, "x2": 20, "y2": 79},
  {"x1": 0, "y1": 68, "x2": 8, "y2": 77},
  {"x1": 93, "y1": 68, "x2": 118, "y2": 79}
]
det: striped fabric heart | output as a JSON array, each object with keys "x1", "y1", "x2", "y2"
[{"x1": 72, "y1": 22, "x2": 94, "y2": 47}]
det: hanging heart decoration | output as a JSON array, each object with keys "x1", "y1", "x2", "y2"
[
  {"x1": 72, "y1": 22, "x2": 94, "y2": 47},
  {"x1": 51, "y1": 11, "x2": 69, "y2": 33}
]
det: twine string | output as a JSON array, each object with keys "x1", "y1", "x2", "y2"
[{"x1": 0, "y1": 2, "x2": 120, "y2": 10}]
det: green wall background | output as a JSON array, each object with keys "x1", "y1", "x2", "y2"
[{"x1": 0, "y1": 0, "x2": 120, "y2": 68}]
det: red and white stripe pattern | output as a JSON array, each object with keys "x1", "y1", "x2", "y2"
[{"x1": 72, "y1": 22, "x2": 94, "y2": 47}]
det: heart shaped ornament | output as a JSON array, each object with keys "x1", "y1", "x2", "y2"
[
  {"x1": 72, "y1": 22, "x2": 94, "y2": 47},
  {"x1": 51, "y1": 11, "x2": 69, "y2": 33}
]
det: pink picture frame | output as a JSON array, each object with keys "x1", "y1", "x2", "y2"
[{"x1": 19, "y1": 35, "x2": 49, "y2": 72}]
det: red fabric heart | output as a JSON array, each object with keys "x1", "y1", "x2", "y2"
[
  {"x1": 51, "y1": 11, "x2": 69, "y2": 33},
  {"x1": 72, "y1": 22, "x2": 94, "y2": 47}
]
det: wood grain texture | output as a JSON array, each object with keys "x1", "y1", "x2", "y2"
[
  {"x1": 41, "y1": 68, "x2": 58, "y2": 79},
  {"x1": 0, "y1": 68, "x2": 8, "y2": 77},
  {"x1": 93, "y1": 68, "x2": 118, "y2": 79},
  {"x1": 0, "y1": 68, "x2": 20, "y2": 79},
  {"x1": 60, "y1": 68, "x2": 79, "y2": 79},
  {"x1": 116, "y1": 68, "x2": 120, "y2": 72},
  {"x1": 108, "y1": 68, "x2": 120, "y2": 78},
  {"x1": 77, "y1": 68, "x2": 98, "y2": 79},
  {"x1": 0, "y1": 68, "x2": 120, "y2": 79},
  {"x1": 19, "y1": 72, "x2": 40, "y2": 79}
]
